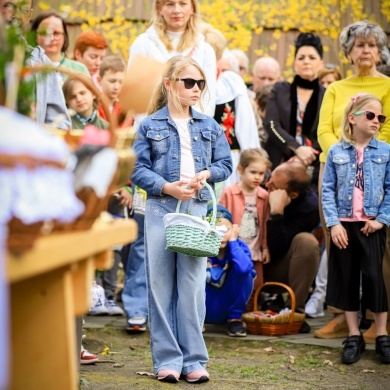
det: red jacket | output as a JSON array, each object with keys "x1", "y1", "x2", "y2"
[{"x1": 219, "y1": 183, "x2": 269, "y2": 253}]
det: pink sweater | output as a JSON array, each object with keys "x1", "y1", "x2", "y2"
[{"x1": 219, "y1": 183, "x2": 270, "y2": 255}]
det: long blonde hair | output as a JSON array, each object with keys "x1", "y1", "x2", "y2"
[
  {"x1": 147, "y1": 55, "x2": 207, "y2": 115},
  {"x1": 151, "y1": 0, "x2": 201, "y2": 52},
  {"x1": 342, "y1": 93, "x2": 382, "y2": 143}
]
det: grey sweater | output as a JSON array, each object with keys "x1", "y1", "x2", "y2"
[{"x1": 26, "y1": 46, "x2": 71, "y2": 130}]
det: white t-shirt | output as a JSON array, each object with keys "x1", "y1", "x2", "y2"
[{"x1": 172, "y1": 117, "x2": 195, "y2": 184}]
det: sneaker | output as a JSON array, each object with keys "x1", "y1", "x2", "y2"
[
  {"x1": 227, "y1": 320, "x2": 247, "y2": 337},
  {"x1": 157, "y1": 369, "x2": 180, "y2": 383},
  {"x1": 299, "y1": 321, "x2": 311, "y2": 334},
  {"x1": 342, "y1": 334, "x2": 365, "y2": 364},
  {"x1": 105, "y1": 299, "x2": 125, "y2": 316},
  {"x1": 183, "y1": 369, "x2": 209, "y2": 383},
  {"x1": 376, "y1": 335, "x2": 390, "y2": 364},
  {"x1": 305, "y1": 297, "x2": 325, "y2": 318},
  {"x1": 88, "y1": 300, "x2": 109, "y2": 316},
  {"x1": 314, "y1": 317, "x2": 349, "y2": 339},
  {"x1": 363, "y1": 323, "x2": 390, "y2": 344},
  {"x1": 80, "y1": 346, "x2": 98, "y2": 365},
  {"x1": 126, "y1": 316, "x2": 147, "y2": 332}
]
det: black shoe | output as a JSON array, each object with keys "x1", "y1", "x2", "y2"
[
  {"x1": 342, "y1": 335, "x2": 365, "y2": 364},
  {"x1": 227, "y1": 320, "x2": 247, "y2": 337},
  {"x1": 299, "y1": 321, "x2": 311, "y2": 334},
  {"x1": 376, "y1": 335, "x2": 390, "y2": 364}
]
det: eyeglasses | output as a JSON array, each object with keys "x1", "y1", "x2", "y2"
[
  {"x1": 175, "y1": 78, "x2": 206, "y2": 90},
  {"x1": 37, "y1": 31, "x2": 65, "y2": 39},
  {"x1": 353, "y1": 110, "x2": 386, "y2": 124},
  {"x1": 2, "y1": 2, "x2": 31, "y2": 14}
]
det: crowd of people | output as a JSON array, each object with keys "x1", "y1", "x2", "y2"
[{"x1": 2, "y1": 0, "x2": 390, "y2": 384}]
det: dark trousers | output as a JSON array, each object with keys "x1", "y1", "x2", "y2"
[{"x1": 326, "y1": 222, "x2": 387, "y2": 313}]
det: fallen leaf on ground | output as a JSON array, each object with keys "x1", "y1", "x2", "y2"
[
  {"x1": 322, "y1": 351, "x2": 331, "y2": 355},
  {"x1": 362, "y1": 369, "x2": 375, "y2": 373},
  {"x1": 101, "y1": 347, "x2": 110, "y2": 356},
  {"x1": 264, "y1": 347, "x2": 275, "y2": 353},
  {"x1": 113, "y1": 363, "x2": 124, "y2": 368},
  {"x1": 136, "y1": 371, "x2": 155, "y2": 377},
  {"x1": 323, "y1": 360, "x2": 333, "y2": 366},
  {"x1": 289, "y1": 355, "x2": 295, "y2": 364}
]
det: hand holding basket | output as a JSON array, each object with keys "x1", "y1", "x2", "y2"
[{"x1": 163, "y1": 181, "x2": 223, "y2": 257}]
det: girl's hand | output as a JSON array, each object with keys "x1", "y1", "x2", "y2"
[
  {"x1": 295, "y1": 146, "x2": 319, "y2": 166},
  {"x1": 330, "y1": 224, "x2": 348, "y2": 249},
  {"x1": 118, "y1": 188, "x2": 133, "y2": 208},
  {"x1": 360, "y1": 220, "x2": 384, "y2": 236},
  {"x1": 162, "y1": 180, "x2": 195, "y2": 200},
  {"x1": 188, "y1": 170, "x2": 211, "y2": 191},
  {"x1": 229, "y1": 224, "x2": 240, "y2": 241},
  {"x1": 261, "y1": 248, "x2": 271, "y2": 264}
]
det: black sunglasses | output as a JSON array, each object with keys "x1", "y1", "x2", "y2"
[
  {"x1": 353, "y1": 110, "x2": 386, "y2": 124},
  {"x1": 175, "y1": 78, "x2": 206, "y2": 90}
]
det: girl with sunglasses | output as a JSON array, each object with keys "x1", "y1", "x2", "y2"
[
  {"x1": 123, "y1": 0, "x2": 216, "y2": 343},
  {"x1": 322, "y1": 93, "x2": 390, "y2": 365},
  {"x1": 316, "y1": 20, "x2": 390, "y2": 340},
  {"x1": 132, "y1": 55, "x2": 232, "y2": 383}
]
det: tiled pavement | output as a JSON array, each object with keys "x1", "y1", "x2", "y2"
[{"x1": 84, "y1": 311, "x2": 375, "y2": 351}]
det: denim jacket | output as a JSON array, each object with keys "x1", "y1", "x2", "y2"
[
  {"x1": 322, "y1": 138, "x2": 390, "y2": 227},
  {"x1": 132, "y1": 106, "x2": 232, "y2": 201}
]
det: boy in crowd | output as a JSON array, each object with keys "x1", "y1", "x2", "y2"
[
  {"x1": 97, "y1": 55, "x2": 132, "y2": 126},
  {"x1": 205, "y1": 205, "x2": 256, "y2": 337}
]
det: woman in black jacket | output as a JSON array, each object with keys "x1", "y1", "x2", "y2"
[{"x1": 264, "y1": 33, "x2": 326, "y2": 187}]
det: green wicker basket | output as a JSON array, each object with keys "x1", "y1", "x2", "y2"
[{"x1": 163, "y1": 181, "x2": 222, "y2": 257}]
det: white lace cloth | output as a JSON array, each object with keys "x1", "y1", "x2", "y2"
[{"x1": 0, "y1": 107, "x2": 84, "y2": 224}]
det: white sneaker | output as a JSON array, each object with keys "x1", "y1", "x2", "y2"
[
  {"x1": 88, "y1": 300, "x2": 109, "y2": 316},
  {"x1": 305, "y1": 297, "x2": 325, "y2": 318},
  {"x1": 105, "y1": 299, "x2": 124, "y2": 316},
  {"x1": 126, "y1": 316, "x2": 147, "y2": 332}
]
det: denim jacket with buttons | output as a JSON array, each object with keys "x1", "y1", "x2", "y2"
[
  {"x1": 132, "y1": 106, "x2": 233, "y2": 201},
  {"x1": 322, "y1": 138, "x2": 390, "y2": 228}
]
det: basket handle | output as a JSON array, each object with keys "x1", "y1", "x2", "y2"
[
  {"x1": 253, "y1": 282, "x2": 296, "y2": 325},
  {"x1": 175, "y1": 181, "x2": 218, "y2": 228}
]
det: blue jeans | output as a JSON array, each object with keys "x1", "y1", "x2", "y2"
[
  {"x1": 145, "y1": 197, "x2": 208, "y2": 375},
  {"x1": 205, "y1": 268, "x2": 254, "y2": 324},
  {"x1": 122, "y1": 213, "x2": 148, "y2": 319}
]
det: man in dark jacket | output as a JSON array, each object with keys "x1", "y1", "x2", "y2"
[{"x1": 264, "y1": 161, "x2": 320, "y2": 320}]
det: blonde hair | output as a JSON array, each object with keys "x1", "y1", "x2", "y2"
[
  {"x1": 201, "y1": 22, "x2": 227, "y2": 61},
  {"x1": 151, "y1": 0, "x2": 201, "y2": 52},
  {"x1": 318, "y1": 67, "x2": 342, "y2": 83},
  {"x1": 342, "y1": 93, "x2": 382, "y2": 142},
  {"x1": 239, "y1": 148, "x2": 272, "y2": 170},
  {"x1": 147, "y1": 55, "x2": 207, "y2": 115}
]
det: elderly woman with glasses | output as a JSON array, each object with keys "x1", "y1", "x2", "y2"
[
  {"x1": 31, "y1": 11, "x2": 89, "y2": 82},
  {"x1": 316, "y1": 20, "x2": 390, "y2": 344}
]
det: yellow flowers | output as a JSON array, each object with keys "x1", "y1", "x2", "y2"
[{"x1": 51, "y1": 0, "x2": 386, "y2": 78}]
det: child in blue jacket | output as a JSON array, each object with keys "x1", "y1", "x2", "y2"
[{"x1": 205, "y1": 205, "x2": 256, "y2": 337}]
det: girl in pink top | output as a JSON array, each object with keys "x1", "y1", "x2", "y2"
[{"x1": 219, "y1": 148, "x2": 270, "y2": 310}]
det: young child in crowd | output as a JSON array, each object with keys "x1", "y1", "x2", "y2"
[
  {"x1": 322, "y1": 93, "x2": 390, "y2": 364},
  {"x1": 62, "y1": 74, "x2": 109, "y2": 130},
  {"x1": 219, "y1": 148, "x2": 271, "y2": 310},
  {"x1": 132, "y1": 55, "x2": 232, "y2": 383},
  {"x1": 97, "y1": 55, "x2": 133, "y2": 127},
  {"x1": 205, "y1": 205, "x2": 256, "y2": 337}
]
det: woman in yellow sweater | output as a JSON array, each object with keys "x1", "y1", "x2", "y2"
[{"x1": 316, "y1": 20, "x2": 390, "y2": 341}]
